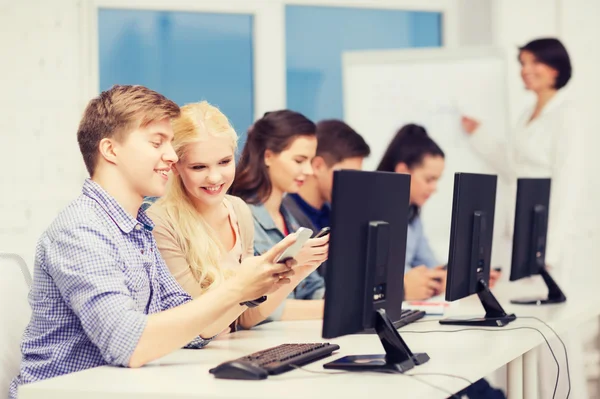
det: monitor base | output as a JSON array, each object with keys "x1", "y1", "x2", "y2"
[
  {"x1": 511, "y1": 268, "x2": 566, "y2": 305},
  {"x1": 439, "y1": 314, "x2": 516, "y2": 327},
  {"x1": 323, "y1": 308, "x2": 429, "y2": 373},
  {"x1": 511, "y1": 297, "x2": 566, "y2": 305},
  {"x1": 440, "y1": 279, "x2": 517, "y2": 327}
]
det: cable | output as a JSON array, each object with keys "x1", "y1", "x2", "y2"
[
  {"x1": 401, "y1": 326, "x2": 560, "y2": 399},
  {"x1": 288, "y1": 364, "x2": 346, "y2": 375},
  {"x1": 519, "y1": 316, "x2": 571, "y2": 399},
  {"x1": 288, "y1": 365, "x2": 465, "y2": 398},
  {"x1": 407, "y1": 372, "x2": 473, "y2": 385},
  {"x1": 405, "y1": 315, "x2": 571, "y2": 398}
]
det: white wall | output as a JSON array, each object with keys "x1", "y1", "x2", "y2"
[
  {"x1": 560, "y1": 0, "x2": 600, "y2": 218},
  {"x1": 456, "y1": 0, "x2": 493, "y2": 46},
  {"x1": 0, "y1": 0, "x2": 87, "y2": 267}
]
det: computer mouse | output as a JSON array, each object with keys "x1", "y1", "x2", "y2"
[{"x1": 209, "y1": 360, "x2": 268, "y2": 380}]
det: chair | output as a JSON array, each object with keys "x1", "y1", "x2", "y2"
[{"x1": 0, "y1": 253, "x2": 32, "y2": 399}]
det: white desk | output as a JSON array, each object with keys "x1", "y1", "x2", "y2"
[{"x1": 18, "y1": 277, "x2": 600, "y2": 399}]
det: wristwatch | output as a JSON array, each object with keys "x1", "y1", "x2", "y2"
[{"x1": 240, "y1": 295, "x2": 267, "y2": 308}]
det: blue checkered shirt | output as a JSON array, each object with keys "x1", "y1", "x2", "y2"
[{"x1": 9, "y1": 179, "x2": 210, "y2": 398}]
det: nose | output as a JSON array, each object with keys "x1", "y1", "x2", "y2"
[
  {"x1": 207, "y1": 168, "x2": 222, "y2": 184},
  {"x1": 164, "y1": 142, "x2": 179, "y2": 164},
  {"x1": 303, "y1": 161, "x2": 314, "y2": 176}
]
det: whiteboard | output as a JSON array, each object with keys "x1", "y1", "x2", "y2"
[{"x1": 343, "y1": 47, "x2": 510, "y2": 266}]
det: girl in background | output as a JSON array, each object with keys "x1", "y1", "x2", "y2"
[{"x1": 230, "y1": 110, "x2": 329, "y2": 320}]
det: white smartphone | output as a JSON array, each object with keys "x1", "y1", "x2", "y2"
[{"x1": 274, "y1": 227, "x2": 313, "y2": 263}]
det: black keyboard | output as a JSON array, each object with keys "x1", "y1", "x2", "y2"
[
  {"x1": 210, "y1": 343, "x2": 340, "y2": 380},
  {"x1": 362, "y1": 309, "x2": 425, "y2": 334}
]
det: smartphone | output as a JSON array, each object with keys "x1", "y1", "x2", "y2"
[
  {"x1": 275, "y1": 227, "x2": 313, "y2": 263},
  {"x1": 315, "y1": 227, "x2": 331, "y2": 238}
]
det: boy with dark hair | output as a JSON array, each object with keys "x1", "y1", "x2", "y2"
[
  {"x1": 284, "y1": 119, "x2": 370, "y2": 232},
  {"x1": 283, "y1": 119, "x2": 370, "y2": 276}
]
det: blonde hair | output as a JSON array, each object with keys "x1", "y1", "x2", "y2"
[{"x1": 154, "y1": 101, "x2": 238, "y2": 292}]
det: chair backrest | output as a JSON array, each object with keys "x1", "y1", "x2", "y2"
[{"x1": 0, "y1": 253, "x2": 31, "y2": 399}]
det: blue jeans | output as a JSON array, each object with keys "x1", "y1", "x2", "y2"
[{"x1": 459, "y1": 379, "x2": 506, "y2": 399}]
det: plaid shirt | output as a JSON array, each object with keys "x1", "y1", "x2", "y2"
[{"x1": 9, "y1": 179, "x2": 209, "y2": 398}]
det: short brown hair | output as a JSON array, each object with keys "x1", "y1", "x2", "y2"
[
  {"x1": 77, "y1": 85, "x2": 180, "y2": 176},
  {"x1": 315, "y1": 120, "x2": 370, "y2": 166}
]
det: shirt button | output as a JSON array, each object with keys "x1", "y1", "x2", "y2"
[
  {"x1": 141, "y1": 250, "x2": 144, "y2": 254},
  {"x1": 135, "y1": 224, "x2": 142, "y2": 231}
]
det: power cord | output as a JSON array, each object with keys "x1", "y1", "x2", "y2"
[
  {"x1": 519, "y1": 316, "x2": 571, "y2": 399},
  {"x1": 402, "y1": 325, "x2": 561, "y2": 399},
  {"x1": 288, "y1": 364, "x2": 466, "y2": 399},
  {"x1": 407, "y1": 315, "x2": 571, "y2": 398}
]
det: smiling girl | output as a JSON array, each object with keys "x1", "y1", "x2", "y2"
[{"x1": 147, "y1": 102, "x2": 326, "y2": 331}]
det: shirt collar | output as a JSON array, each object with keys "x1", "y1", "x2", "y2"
[
  {"x1": 540, "y1": 88, "x2": 569, "y2": 116},
  {"x1": 82, "y1": 179, "x2": 154, "y2": 233},
  {"x1": 289, "y1": 193, "x2": 329, "y2": 218},
  {"x1": 248, "y1": 201, "x2": 299, "y2": 232}
]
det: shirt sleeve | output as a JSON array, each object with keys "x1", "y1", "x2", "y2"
[
  {"x1": 153, "y1": 242, "x2": 213, "y2": 348},
  {"x1": 44, "y1": 224, "x2": 148, "y2": 367},
  {"x1": 469, "y1": 123, "x2": 516, "y2": 184},
  {"x1": 545, "y1": 105, "x2": 586, "y2": 268},
  {"x1": 411, "y1": 217, "x2": 439, "y2": 269}
]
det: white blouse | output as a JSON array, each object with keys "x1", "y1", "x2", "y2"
[{"x1": 470, "y1": 89, "x2": 586, "y2": 270}]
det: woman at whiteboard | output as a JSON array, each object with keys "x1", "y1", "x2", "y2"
[
  {"x1": 462, "y1": 37, "x2": 583, "y2": 279},
  {"x1": 462, "y1": 37, "x2": 587, "y2": 399}
]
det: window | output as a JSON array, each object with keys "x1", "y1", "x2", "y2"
[
  {"x1": 286, "y1": 6, "x2": 442, "y2": 121},
  {"x1": 99, "y1": 9, "x2": 254, "y2": 145}
]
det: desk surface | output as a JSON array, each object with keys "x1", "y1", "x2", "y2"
[{"x1": 18, "y1": 277, "x2": 600, "y2": 399}]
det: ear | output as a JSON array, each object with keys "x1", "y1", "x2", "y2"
[
  {"x1": 171, "y1": 163, "x2": 180, "y2": 176},
  {"x1": 311, "y1": 156, "x2": 328, "y2": 173},
  {"x1": 394, "y1": 162, "x2": 410, "y2": 174},
  {"x1": 264, "y1": 149, "x2": 274, "y2": 168},
  {"x1": 98, "y1": 137, "x2": 119, "y2": 166}
]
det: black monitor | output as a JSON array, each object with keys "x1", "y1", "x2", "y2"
[
  {"x1": 440, "y1": 172, "x2": 516, "y2": 327},
  {"x1": 509, "y1": 178, "x2": 566, "y2": 304},
  {"x1": 322, "y1": 170, "x2": 429, "y2": 373}
]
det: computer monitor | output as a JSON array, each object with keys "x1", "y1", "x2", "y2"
[
  {"x1": 440, "y1": 172, "x2": 516, "y2": 327},
  {"x1": 510, "y1": 178, "x2": 566, "y2": 304},
  {"x1": 321, "y1": 170, "x2": 429, "y2": 373}
]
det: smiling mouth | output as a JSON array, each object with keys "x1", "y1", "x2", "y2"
[
  {"x1": 201, "y1": 184, "x2": 224, "y2": 195},
  {"x1": 154, "y1": 168, "x2": 169, "y2": 179}
]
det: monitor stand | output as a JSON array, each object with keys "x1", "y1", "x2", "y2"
[
  {"x1": 511, "y1": 267, "x2": 567, "y2": 305},
  {"x1": 323, "y1": 308, "x2": 430, "y2": 373},
  {"x1": 440, "y1": 279, "x2": 516, "y2": 327}
]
